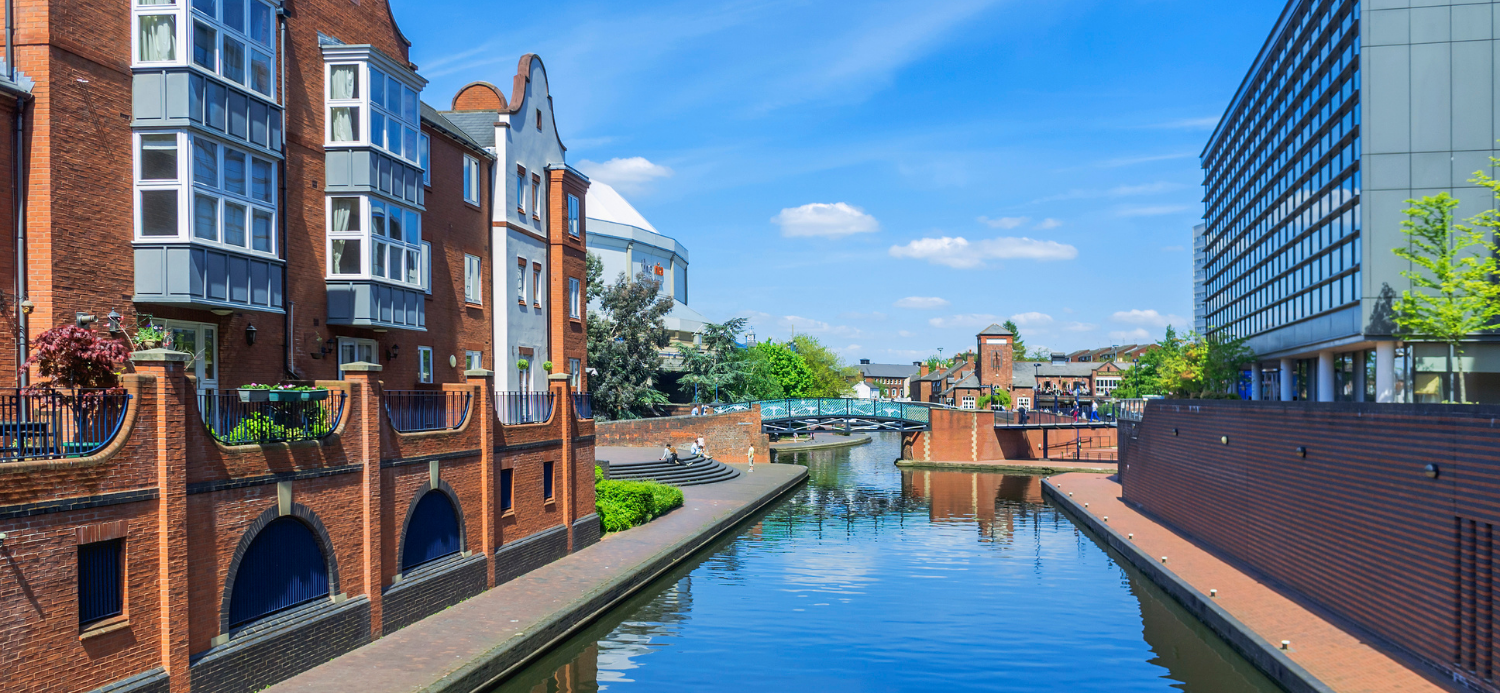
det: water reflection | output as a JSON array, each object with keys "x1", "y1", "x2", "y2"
[{"x1": 494, "y1": 435, "x2": 1281, "y2": 692}]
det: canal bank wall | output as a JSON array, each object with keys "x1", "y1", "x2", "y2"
[
  {"x1": 266, "y1": 463, "x2": 807, "y2": 693},
  {"x1": 770, "y1": 433, "x2": 872, "y2": 452},
  {"x1": 594, "y1": 409, "x2": 769, "y2": 464}
]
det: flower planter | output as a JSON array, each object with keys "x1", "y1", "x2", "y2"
[
  {"x1": 237, "y1": 389, "x2": 271, "y2": 403},
  {"x1": 269, "y1": 389, "x2": 329, "y2": 402}
]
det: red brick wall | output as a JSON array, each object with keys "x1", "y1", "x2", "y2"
[
  {"x1": 547, "y1": 168, "x2": 587, "y2": 390},
  {"x1": 903, "y1": 409, "x2": 1117, "y2": 462},
  {"x1": 1122, "y1": 400, "x2": 1497, "y2": 689},
  {"x1": 595, "y1": 409, "x2": 769, "y2": 464}
]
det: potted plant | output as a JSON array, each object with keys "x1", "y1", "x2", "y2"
[
  {"x1": 134, "y1": 322, "x2": 166, "y2": 350},
  {"x1": 516, "y1": 358, "x2": 530, "y2": 372},
  {"x1": 268, "y1": 384, "x2": 330, "y2": 402},
  {"x1": 543, "y1": 361, "x2": 554, "y2": 372},
  {"x1": 237, "y1": 383, "x2": 273, "y2": 402}
]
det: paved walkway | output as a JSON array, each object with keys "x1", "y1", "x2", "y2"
[
  {"x1": 1047, "y1": 473, "x2": 1446, "y2": 693},
  {"x1": 268, "y1": 463, "x2": 806, "y2": 693}
]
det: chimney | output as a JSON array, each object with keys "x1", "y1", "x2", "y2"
[
  {"x1": 860, "y1": 359, "x2": 870, "y2": 364},
  {"x1": 920, "y1": 363, "x2": 930, "y2": 377}
]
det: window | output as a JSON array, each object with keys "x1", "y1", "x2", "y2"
[
  {"x1": 136, "y1": 12, "x2": 177, "y2": 63},
  {"x1": 543, "y1": 461, "x2": 555, "y2": 500},
  {"x1": 567, "y1": 194, "x2": 579, "y2": 237},
  {"x1": 78, "y1": 539, "x2": 124, "y2": 626},
  {"x1": 515, "y1": 166, "x2": 526, "y2": 213},
  {"x1": 568, "y1": 277, "x2": 580, "y2": 319},
  {"x1": 531, "y1": 174, "x2": 542, "y2": 221},
  {"x1": 500, "y1": 468, "x2": 513, "y2": 511},
  {"x1": 418, "y1": 346, "x2": 433, "y2": 384},
  {"x1": 463, "y1": 155, "x2": 480, "y2": 204},
  {"x1": 337, "y1": 337, "x2": 377, "y2": 378},
  {"x1": 466, "y1": 350, "x2": 483, "y2": 371},
  {"x1": 960, "y1": 396, "x2": 976, "y2": 410},
  {"x1": 568, "y1": 358, "x2": 580, "y2": 389},
  {"x1": 464, "y1": 254, "x2": 482, "y2": 304},
  {"x1": 136, "y1": 0, "x2": 275, "y2": 95},
  {"x1": 516, "y1": 257, "x2": 526, "y2": 303},
  {"x1": 536, "y1": 109, "x2": 542, "y2": 129},
  {"x1": 1017, "y1": 397, "x2": 1031, "y2": 409},
  {"x1": 400, "y1": 491, "x2": 460, "y2": 571},
  {"x1": 421, "y1": 241, "x2": 432, "y2": 294},
  {"x1": 134, "y1": 131, "x2": 276, "y2": 255},
  {"x1": 420, "y1": 133, "x2": 430, "y2": 185},
  {"x1": 324, "y1": 61, "x2": 421, "y2": 163},
  {"x1": 324, "y1": 195, "x2": 423, "y2": 287},
  {"x1": 532, "y1": 265, "x2": 542, "y2": 307}
]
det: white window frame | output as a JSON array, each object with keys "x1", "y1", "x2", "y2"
[
  {"x1": 337, "y1": 337, "x2": 378, "y2": 378},
  {"x1": 420, "y1": 133, "x2": 431, "y2": 186},
  {"x1": 160, "y1": 319, "x2": 219, "y2": 391},
  {"x1": 531, "y1": 173, "x2": 542, "y2": 222},
  {"x1": 568, "y1": 358, "x2": 581, "y2": 389},
  {"x1": 137, "y1": 0, "x2": 277, "y2": 97},
  {"x1": 567, "y1": 277, "x2": 580, "y2": 319},
  {"x1": 465, "y1": 350, "x2": 483, "y2": 371},
  {"x1": 463, "y1": 155, "x2": 480, "y2": 205},
  {"x1": 420, "y1": 241, "x2": 432, "y2": 294},
  {"x1": 960, "y1": 396, "x2": 976, "y2": 410},
  {"x1": 1017, "y1": 396, "x2": 1032, "y2": 409},
  {"x1": 516, "y1": 257, "x2": 526, "y2": 303},
  {"x1": 567, "y1": 193, "x2": 579, "y2": 237},
  {"x1": 515, "y1": 166, "x2": 526, "y2": 214},
  {"x1": 324, "y1": 194, "x2": 424, "y2": 287},
  {"x1": 323, "y1": 61, "x2": 421, "y2": 164},
  {"x1": 417, "y1": 346, "x2": 433, "y2": 384},
  {"x1": 464, "y1": 253, "x2": 482, "y2": 304},
  {"x1": 531, "y1": 264, "x2": 542, "y2": 307},
  {"x1": 134, "y1": 130, "x2": 278, "y2": 257}
]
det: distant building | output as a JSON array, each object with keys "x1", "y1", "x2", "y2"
[
  {"x1": 584, "y1": 181, "x2": 707, "y2": 345},
  {"x1": 855, "y1": 360, "x2": 920, "y2": 399},
  {"x1": 911, "y1": 325, "x2": 1135, "y2": 409},
  {"x1": 1065, "y1": 344, "x2": 1155, "y2": 363}
]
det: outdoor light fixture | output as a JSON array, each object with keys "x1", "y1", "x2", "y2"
[
  {"x1": 312, "y1": 337, "x2": 335, "y2": 360},
  {"x1": 1425, "y1": 463, "x2": 1440, "y2": 479},
  {"x1": 106, "y1": 310, "x2": 122, "y2": 336},
  {"x1": 388, "y1": 344, "x2": 400, "y2": 360},
  {"x1": 1296, "y1": 446, "x2": 1307, "y2": 458},
  {"x1": 75, "y1": 312, "x2": 97, "y2": 329},
  {"x1": 1210, "y1": 589, "x2": 1217, "y2": 598},
  {"x1": 245, "y1": 324, "x2": 257, "y2": 346},
  {"x1": 1221, "y1": 436, "x2": 1229, "y2": 445}
]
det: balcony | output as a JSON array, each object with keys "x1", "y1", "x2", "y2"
[
  {"x1": 384, "y1": 390, "x2": 470, "y2": 433},
  {"x1": 0, "y1": 389, "x2": 132, "y2": 462},
  {"x1": 326, "y1": 280, "x2": 425, "y2": 330}
]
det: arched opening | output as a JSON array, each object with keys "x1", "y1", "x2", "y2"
[
  {"x1": 228, "y1": 517, "x2": 330, "y2": 628},
  {"x1": 401, "y1": 491, "x2": 461, "y2": 571}
]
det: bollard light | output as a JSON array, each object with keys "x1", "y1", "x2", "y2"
[{"x1": 1425, "y1": 464, "x2": 1440, "y2": 479}]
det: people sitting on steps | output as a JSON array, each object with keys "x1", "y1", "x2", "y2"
[{"x1": 660, "y1": 443, "x2": 682, "y2": 465}]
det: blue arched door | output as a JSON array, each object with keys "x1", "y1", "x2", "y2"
[
  {"x1": 228, "y1": 517, "x2": 330, "y2": 627},
  {"x1": 401, "y1": 491, "x2": 461, "y2": 571}
]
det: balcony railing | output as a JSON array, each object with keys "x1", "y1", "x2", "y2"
[
  {"x1": 572, "y1": 392, "x2": 593, "y2": 420},
  {"x1": 0, "y1": 388, "x2": 132, "y2": 462},
  {"x1": 1117, "y1": 399, "x2": 1146, "y2": 422},
  {"x1": 384, "y1": 390, "x2": 471, "y2": 433},
  {"x1": 201, "y1": 391, "x2": 347, "y2": 445},
  {"x1": 496, "y1": 391, "x2": 554, "y2": 426}
]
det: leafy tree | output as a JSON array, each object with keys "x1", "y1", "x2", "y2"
[
  {"x1": 791, "y1": 335, "x2": 857, "y2": 397},
  {"x1": 585, "y1": 251, "x2": 605, "y2": 303},
  {"x1": 1111, "y1": 326, "x2": 1252, "y2": 399},
  {"x1": 1391, "y1": 190, "x2": 1500, "y2": 403},
  {"x1": 679, "y1": 318, "x2": 753, "y2": 403},
  {"x1": 1002, "y1": 319, "x2": 1029, "y2": 361},
  {"x1": 750, "y1": 340, "x2": 813, "y2": 397},
  {"x1": 588, "y1": 270, "x2": 675, "y2": 419},
  {"x1": 26, "y1": 325, "x2": 131, "y2": 390}
]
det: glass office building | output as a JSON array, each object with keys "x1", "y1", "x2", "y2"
[{"x1": 1199, "y1": 0, "x2": 1500, "y2": 403}]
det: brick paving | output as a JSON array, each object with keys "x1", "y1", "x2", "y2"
[
  {"x1": 266, "y1": 462, "x2": 807, "y2": 693},
  {"x1": 1048, "y1": 472, "x2": 1448, "y2": 693}
]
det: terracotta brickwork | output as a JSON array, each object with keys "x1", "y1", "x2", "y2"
[
  {"x1": 547, "y1": 167, "x2": 588, "y2": 391},
  {"x1": 595, "y1": 408, "x2": 769, "y2": 464},
  {"x1": 1122, "y1": 400, "x2": 1500, "y2": 691},
  {"x1": 902, "y1": 408, "x2": 1116, "y2": 462},
  {"x1": 0, "y1": 357, "x2": 596, "y2": 693}
]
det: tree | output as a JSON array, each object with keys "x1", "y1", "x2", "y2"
[
  {"x1": 26, "y1": 325, "x2": 131, "y2": 390},
  {"x1": 585, "y1": 251, "x2": 605, "y2": 303},
  {"x1": 678, "y1": 318, "x2": 752, "y2": 403},
  {"x1": 1003, "y1": 320, "x2": 1029, "y2": 361},
  {"x1": 1391, "y1": 190, "x2": 1500, "y2": 403},
  {"x1": 587, "y1": 270, "x2": 675, "y2": 419},
  {"x1": 750, "y1": 340, "x2": 812, "y2": 397},
  {"x1": 791, "y1": 335, "x2": 857, "y2": 397},
  {"x1": 1111, "y1": 326, "x2": 1253, "y2": 399}
]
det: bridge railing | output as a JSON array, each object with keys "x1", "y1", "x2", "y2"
[
  {"x1": 1117, "y1": 399, "x2": 1147, "y2": 422},
  {"x1": 707, "y1": 399, "x2": 930, "y2": 424}
]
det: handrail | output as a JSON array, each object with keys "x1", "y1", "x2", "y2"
[
  {"x1": 723, "y1": 398, "x2": 931, "y2": 424},
  {"x1": 384, "y1": 390, "x2": 471, "y2": 433},
  {"x1": 572, "y1": 392, "x2": 593, "y2": 420},
  {"x1": 1117, "y1": 399, "x2": 1146, "y2": 422},
  {"x1": 201, "y1": 390, "x2": 347, "y2": 445},
  {"x1": 0, "y1": 388, "x2": 132, "y2": 462},
  {"x1": 496, "y1": 391, "x2": 554, "y2": 426}
]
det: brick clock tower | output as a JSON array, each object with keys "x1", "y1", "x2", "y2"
[{"x1": 977, "y1": 324, "x2": 1014, "y2": 393}]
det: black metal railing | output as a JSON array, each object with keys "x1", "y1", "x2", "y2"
[
  {"x1": 496, "y1": 391, "x2": 554, "y2": 425},
  {"x1": 572, "y1": 392, "x2": 593, "y2": 420},
  {"x1": 1051, "y1": 433, "x2": 1118, "y2": 461},
  {"x1": 384, "y1": 390, "x2": 471, "y2": 432},
  {"x1": 0, "y1": 388, "x2": 132, "y2": 462},
  {"x1": 200, "y1": 391, "x2": 347, "y2": 445}
]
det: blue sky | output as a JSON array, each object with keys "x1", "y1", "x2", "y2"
[{"x1": 393, "y1": 0, "x2": 1286, "y2": 362}]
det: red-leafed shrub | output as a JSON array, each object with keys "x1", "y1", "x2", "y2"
[{"x1": 25, "y1": 325, "x2": 131, "y2": 389}]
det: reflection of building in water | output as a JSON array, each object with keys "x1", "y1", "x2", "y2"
[
  {"x1": 526, "y1": 643, "x2": 598, "y2": 693},
  {"x1": 1130, "y1": 570, "x2": 1278, "y2": 691},
  {"x1": 594, "y1": 579, "x2": 695, "y2": 684},
  {"x1": 902, "y1": 471, "x2": 1044, "y2": 544}
]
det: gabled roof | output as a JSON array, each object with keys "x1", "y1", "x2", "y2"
[
  {"x1": 979, "y1": 323, "x2": 1013, "y2": 336},
  {"x1": 859, "y1": 363, "x2": 920, "y2": 379},
  {"x1": 586, "y1": 181, "x2": 659, "y2": 234},
  {"x1": 420, "y1": 102, "x2": 492, "y2": 157},
  {"x1": 941, "y1": 373, "x2": 983, "y2": 396}
]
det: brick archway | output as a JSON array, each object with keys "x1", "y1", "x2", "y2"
[
  {"x1": 395, "y1": 477, "x2": 467, "y2": 574},
  {"x1": 219, "y1": 502, "x2": 341, "y2": 636}
]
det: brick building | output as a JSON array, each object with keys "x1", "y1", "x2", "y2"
[
  {"x1": 912, "y1": 325, "x2": 1133, "y2": 410},
  {"x1": 853, "y1": 359, "x2": 919, "y2": 399}
]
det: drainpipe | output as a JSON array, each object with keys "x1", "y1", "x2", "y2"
[
  {"x1": 278, "y1": 7, "x2": 294, "y2": 380},
  {"x1": 10, "y1": 0, "x2": 27, "y2": 388}
]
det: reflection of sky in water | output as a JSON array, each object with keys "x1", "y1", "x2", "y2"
[{"x1": 510, "y1": 435, "x2": 1280, "y2": 693}]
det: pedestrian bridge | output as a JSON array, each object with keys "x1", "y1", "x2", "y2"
[{"x1": 713, "y1": 399, "x2": 931, "y2": 434}]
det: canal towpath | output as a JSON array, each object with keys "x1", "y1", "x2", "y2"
[
  {"x1": 266, "y1": 461, "x2": 807, "y2": 693},
  {"x1": 1046, "y1": 472, "x2": 1447, "y2": 693}
]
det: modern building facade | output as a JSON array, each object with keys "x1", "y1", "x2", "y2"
[
  {"x1": 585, "y1": 180, "x2": 707, "y2": 344},
  {"x1": 1201, "y1": 0, "x2": 1500, "y2": 403}
]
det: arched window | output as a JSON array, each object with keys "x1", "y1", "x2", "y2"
[
  {"x1": 228, "y1": 517, "x2": 329, "y2": 627},
  {"x1": 401, "y1": 491, "x2": 461, "y2": 571}
]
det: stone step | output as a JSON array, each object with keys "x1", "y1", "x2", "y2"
[{"x1": 607, "y1": 457, "x2": 741, "y2": 486}]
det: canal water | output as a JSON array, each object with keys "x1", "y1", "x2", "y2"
[{"x1": 495, "y1": 434, "x2": 1282, "y2": 692}]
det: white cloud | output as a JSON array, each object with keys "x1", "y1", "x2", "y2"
[
  {"x1": 979, "y1": 216, "x2": 1028, "y2": 229},
  {"x1": 1062, "y1": 322, "x2": 1097, "y2": 332},
  {"x1": 1009, "y1": 311, "x2": 1053, "y2": 327},
  {"x1": 1109, "y1": 328, "x2": 1153, "y2": 342},
  {"x1": 928, "y1": 313, "x2": 1002, "y2": 329},
  {"x1": 898, "y1": 330, "x2": 915, "y2": 338},
  {"x1": 894, "y1": 296, "x2": 950, "y2": 309},
  {"x1": 1116, "y1": 204, "x2": 1193, "y2": 217},
  {"x1": 783, "y1": 315, "x2": 862, "y2": 337},
  {"x1": 1111, "y1": 309, "x2": 1185, "y2": 328},
  {"x1": 888, "y1": 236, "x2": 1078, "y2": 269},
  {"x1": 772, "y1": 202, "x2": 879, "y2": 238},
  {"x1": 575, "y1": 157, "x2": 674, "y2": 195},
  {"x1": 840, "y1": 311, "x2": 886, "y2": 321},
  {"x1": 1035, "y1": 218, "x2": 1062, "y2": 230}
]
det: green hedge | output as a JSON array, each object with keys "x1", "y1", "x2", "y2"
[{"x1": 595, "y1": 468, "x2": 685, "y2": 533}]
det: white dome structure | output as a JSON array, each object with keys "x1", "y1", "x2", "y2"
[{"x1": 585, "y1": 181, "x2": 706, "y2": 339}]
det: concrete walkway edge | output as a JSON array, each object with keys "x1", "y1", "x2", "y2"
[
  {"x1": 1042, "y1": 479, "x2": 1335, "y2": 693},
  {"x1": 770, "y1": 435, "x2": 871, "y2": 452},
  {"x1": 898, "y1": 459, "x2": 1116, "y2": 475},
  {"x1": 427, "y1": 465, "x2": 809, "y2": 693}
]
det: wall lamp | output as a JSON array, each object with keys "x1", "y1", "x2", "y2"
[
  {"x1": 245, "y1": 324, "x2": 257, "y2": 346},
  {"x1": 311, "y1": 337, "x2": 334, "y2": 360},
  {"x1": 387, "y1": 344, "x2": 400, "y2": 361},
  {"x1": 106, "y1": 310, "x2": 122, "y2": 336}
]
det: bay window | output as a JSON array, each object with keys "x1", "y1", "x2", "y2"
[
  {"x1": 134, "y1": 130, "x2": 276, "y2": 255},
  {"x1": 137, "y1": 0, "x2": 276, "y2": 98},
  {"x1": 324, "y1": 195, "x2": 424, "y2": 288},
  {"x1": 325, "y1": 62, "x2": 423, "y2": 168}
]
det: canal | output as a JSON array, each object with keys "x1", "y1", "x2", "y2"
[{"x1": 495, "y1": 434, "x2": 1283, "y2": 692}]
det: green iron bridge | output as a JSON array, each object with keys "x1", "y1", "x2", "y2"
[{"x1": 713, "y1": 399, "x2": 932, "y2": 434}]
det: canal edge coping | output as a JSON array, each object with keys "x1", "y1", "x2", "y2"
[
  {"x1": 426, "y1": 463, "x2": 810, "y2": 693},
  {"x1": 895, "y1": 459, "x2": 1116, "y2": 475},
  {"x1": 1041, "y1": 478, "x2": 1335, "y2": 693}
]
